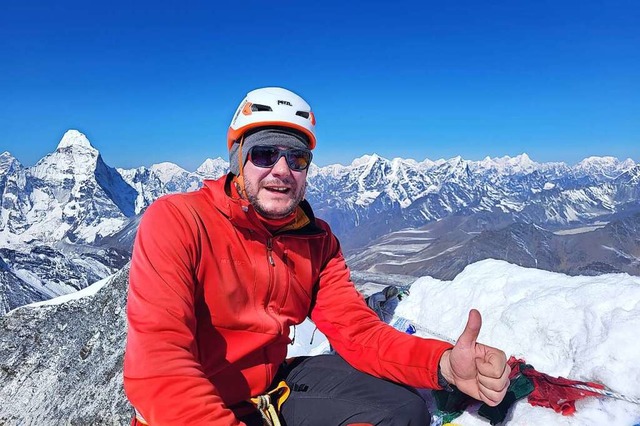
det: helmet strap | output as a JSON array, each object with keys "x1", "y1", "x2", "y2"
[{"x1": 235, "y1": 135, "x2": 249, "y2": 199}]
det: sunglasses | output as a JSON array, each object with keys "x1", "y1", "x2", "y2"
[{"x1": 247, "y1": 145, "x2": 313, "y2": 171}]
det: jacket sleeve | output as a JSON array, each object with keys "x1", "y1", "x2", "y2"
[
  {"x1": 309, "y1": 223, "x2": 453, "y2": 390},
  {"x1": 123, "y1": 198, "x2": 244, "y2": 426}
]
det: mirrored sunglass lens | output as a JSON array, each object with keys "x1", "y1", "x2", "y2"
[
  {"x1": 286, "y1": 150, "x2": 312, "y2": 170},
  {"x1": 249, "y1": 146, "x2": 311, "y2": 170},
  {"x1": 251, "y1": 146, "x2": 280, "y2": 167}
]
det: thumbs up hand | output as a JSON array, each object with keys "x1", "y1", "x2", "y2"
[{"x1": 438, "y1": 309, "x2": 510, "y2": 406}]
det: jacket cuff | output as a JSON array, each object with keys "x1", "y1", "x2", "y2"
[{"x1": 437, "y1": 364, "x2": 454, "y2": 392}]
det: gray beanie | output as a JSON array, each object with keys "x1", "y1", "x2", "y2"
[{"x1": 229, "y1": 127, "x2": 309, "y2": 175}]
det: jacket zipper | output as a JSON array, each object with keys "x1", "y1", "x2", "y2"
[
  {"x1": 264, "y1": 237, "x2": 281, "y2": 336},
  {"x1": 266, "y1": 238, "x2": 275, "y2": 266},
  {"x1": 263, "y1": 237, "x2": 279, "y2": 388}
]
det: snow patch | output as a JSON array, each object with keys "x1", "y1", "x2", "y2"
[
  {"x1": 15, "y1": 274, "x2": 113, "y2": 310},
  {"x1": 55, "y1": 129, "x2": 96, "y2": 151},
  {"x1": 290, "y1": 260, "x2": 640, "y2": 425},
  {"x1": 554, "y1": 222, "x2": 608, "y2": 235}
]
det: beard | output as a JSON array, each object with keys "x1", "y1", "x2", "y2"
[{"x1": 243, "y1": 177, "x2": 307, "y2": 219}]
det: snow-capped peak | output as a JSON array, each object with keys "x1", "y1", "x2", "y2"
[
  {"x1": 56, "y1": 130, "x2": 96, "y2": 152},
  {"x1": 195, "y1": 158, "x2": 228, "y2": 178},
  {"x1": 575, "y1": 156, "x2": 619, "y2": 168},
  {"x1": 446, "y1": 155, "x2": 465, "y2": 168},
  {"x1": 620, "y1": 158, "x2": 636, "y2": 169},
  {"x1": 149, "y1": 162, "x2": 189, "y2": 185},
  {"x1": 31, "y1": 130, "x2": 102, "y2": 182},
  {"x1": 1, "y1": 151, "x2": 15, "y2": 161},
  {"x1": 573, "y1": 156, "x2": 635, "y2": 179},
  {"x1": 351, "y1": 153, "x2": 384, "y2": 168},
  {"x1": 0, "y1": 151, "x2": 21, "y2": 174},
  {"x1": 477, "y1": 153, "x2": 537, "y2": 173},
  {"x1": 418, "y1": 158, "x2": 442, "y2": 169},
  {"x1": 508, "y1": 153, "x2": 536, "y2": 171}
]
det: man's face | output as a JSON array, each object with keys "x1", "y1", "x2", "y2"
[{"x1": 242, "y1": 146, "x2": 308, "y2": 219}]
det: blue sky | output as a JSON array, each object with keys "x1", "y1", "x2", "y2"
[{"x1": 1, "y1": 0, "x2": 638, "y2": 170}]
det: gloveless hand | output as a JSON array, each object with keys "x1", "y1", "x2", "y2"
[{"x1": 439, "y1": 309, "x2": 510, "y2": 406}]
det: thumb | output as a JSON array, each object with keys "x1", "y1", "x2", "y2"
[{"x1": 456, "y1": 309, "x2": 482, "y2": 349}]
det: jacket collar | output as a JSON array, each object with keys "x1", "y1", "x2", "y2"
[{"x1": 203, "y1": 174, "x2": 324, "y2": 236}]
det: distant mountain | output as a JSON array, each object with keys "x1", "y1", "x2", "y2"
[
  {"x1": 0, "y1": 152, "x2": 31, "y2": 236},
  {"x1": 307, "y1": 153, "x2": 638, "y2": 250},
  {"x1": 1, "y1": 129, "x2": 638, "y2": 312},
  {"x1": 116, "y1": 157, "x2": 227, "y2": 213},
  {"x1": 26, "y1": 130, "x2": 137, "y2": 244},
  {"x1": 0, "y1": 130, "x2": 141, "y2": 313},
  {"x1": 0, "y1": 130, "x2": 227, "y2": 314}
]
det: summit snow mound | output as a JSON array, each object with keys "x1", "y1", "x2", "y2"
[{"x1": 397, "y1": 259, "x2": 640, "y2": 425}]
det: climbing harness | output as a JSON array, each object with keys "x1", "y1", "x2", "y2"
[{"x1": 249, "y1": 380, "x2": 291, "y2": 426}]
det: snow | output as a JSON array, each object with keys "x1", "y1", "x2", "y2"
[
  {"x1": 4, "y1": 131, "x2": 640, "y2": 422},
  {"x1": 195, "y1": 157, "x2": 228, "y2": 178},
  {"x1": 554, "y1": 223, "x2": 608, "y2": 235},
  {"x1": 55, "y1": 129, "x2": 94, "y2": 150},
  {"x1": 476, "y1": 153, "x2": 538, "y2": 174},
  {"x1": 288, "y1": 259, "x2": 640, "y2": 425},
  {"x1": 0, "y1": 151, "x2": 20, "y2": 174},
  {"x1": 287, "y1": 315, "x2": 331, "y2": 357},
  {"x1": 16, "y1": 275, "x2": 113, "y2": 310},
  {"x1": 356, "y1": 190, "x2": 381, "y2": 205},
  {"x1": 351, "y1": 153, "x2": 381, "y2": 168},
  {"x1": 150, "y1": 162, "x2": 189, "y2": 184},
  {"x1": 74, "y1": 217, "x2": 127, "y2": 243},
  {"x1": 574, "y1": 156, "x2": 636, "y2": 180},
  {"x1": 601, "y1": 245, "x2": 640, "y2": 262}
]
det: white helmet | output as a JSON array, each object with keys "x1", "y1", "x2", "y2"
[{"x1": 228, "y1": 87, "x2": 316, "y2": 149}]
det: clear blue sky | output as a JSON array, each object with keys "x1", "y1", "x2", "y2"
[{"x1": 1, "y1": 0, "x2": 638, "y2": 170}]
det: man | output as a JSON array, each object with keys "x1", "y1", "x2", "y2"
[{"x1": 124, "y1": 87, "x2": 510, "y2": 425}]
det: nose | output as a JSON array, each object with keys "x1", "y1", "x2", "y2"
[{"x1": 270, "y1": 155, "x2": 291, "y2": 176}]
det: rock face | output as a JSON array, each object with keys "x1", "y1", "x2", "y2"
[
  {"x1": 0, "y1": 267, "x2": 131, "y2": 425},
  {"x1": 0, "y1": 265, "x2": 398, "y2": 424}
]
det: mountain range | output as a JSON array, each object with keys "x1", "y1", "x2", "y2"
[{"x1": 1, "y1": 129, "x2": 638, "y2": 313}]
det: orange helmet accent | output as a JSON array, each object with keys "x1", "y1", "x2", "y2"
[{"x1": 242, "y1": 102, "x2": 253, "y2": 116}]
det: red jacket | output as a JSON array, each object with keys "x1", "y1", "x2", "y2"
[{"x1": 124, "y1": 175, "x2": 453, "y2": 425}]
